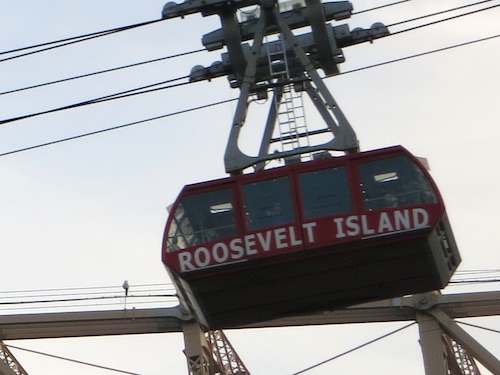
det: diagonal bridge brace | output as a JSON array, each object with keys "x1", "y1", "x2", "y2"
[{"x1": 414, "y1": 292, "x2": 500, "y2": 375}]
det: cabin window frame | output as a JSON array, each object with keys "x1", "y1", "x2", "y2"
[
  {"x1": 166, "y1": 185, "x2": 239, "y2": 252},
  {"x1": 297, "y1": 163, "x2": 354, "y2": 220},
  {"x1": 355, "y1": 153, "x2": 439, "y2": 211},
  {"x1": 240, "y1": 175, "x2": 297, "y2": 231}
]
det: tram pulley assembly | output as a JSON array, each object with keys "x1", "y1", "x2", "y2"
[{"x1": 162, "y1": 0, "x2": 389, "y2": 174}]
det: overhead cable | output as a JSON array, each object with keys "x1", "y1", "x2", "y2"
[
  {"x1": 0, "y1": 282, "x2": 173, "y2": 295},
  {"x1": 0, "y1": 286, "x2": 176, "y2": 301},
  {"x1": 291, "y1": 322, "x2": 416, "y2": 374},
  {"x1": 338, "y1": 33, "x2": 500, "y2": 76},
  {"x1": 0, "y1": 98, "x2": 238, "y2": 157},
  {"x1": 355, "y1": 0, "x2": 495, "y2": 17},
  {"x1": 458, "y1": 321, "x2": 500, "y2": 335},
  {"x1": 0, "y1": 294, "x2": 176, "y2": 307},
  {"x1": 2, "y1": 25, "x2": 498, "y2": 128},
  {"x1": 0, "y1": 31, "x2": 497, "y2": 157},
  {"x1": 449, "y1": 278, "x2": 500, "y2": 285},
  {"x1": 353, "y1": 0, "x2": 412, "y2": 15},
  {"x1": 455, "y1": 269, "x2": 500, "y2": 274},
  {"x1": 0, "y1": 18, "x2": 164, "y2": 63},
  {"x1": 0, "y1": 0, "x2": 411, "y2": 60},
  {"x1": 6, "y1": 344, "x2": 143, "y2": 375},
  {"x1": 0, "y1": 299, "x2": 176, "y2": 313},
  {"x1": 449, "y1": 268, "x2": 500, "y2": 285},
  {"x1": 387, "y1": 0, "x2": 495, "y2": 28},
  {"x1": 1, "y1": 2, "x2": 494, "y2": 101},
  {"x1": 1, "y1": 0, "x2": 492, "y2": 65},
  {"x1": 0, "y1": 49, "x2": 204, "y2": 96},
  {"x1": 0, "y1": 283, "x2": 178, "y2": 313},
  {"x1": 0, "y1": 75, "x2": 191, "y2": 126},
  {"x1": 389, "y1": 3, "x2": 500, "y2": 35}
]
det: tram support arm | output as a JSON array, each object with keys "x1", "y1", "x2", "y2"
[
  {"x1": 272, "y1": 6, "x2": 358, "y2": 152},
  {"x1": 416, "y1": 312, "x2": 449, "y2": 375},
  {"x1": 255, "y1": 86, "x2": 284, "y2": 171},
  {"x1": 224, "y1": 7, "x2": 268, "y2": 174},
  {"x1": 428, "y1": 308, "x2": 500, "y2": 374}
]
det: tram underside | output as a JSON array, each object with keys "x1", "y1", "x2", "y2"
[{"x1": 172, "y1": 217, "x2": 460, "y2": 329}]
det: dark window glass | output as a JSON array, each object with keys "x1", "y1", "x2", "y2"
[
  {"x1": 243, "y1": 177, "x2": 295, "y2": 230},
  {"x1": 299, "y1": 166, "x2": 352, "y2": 219},
  {"x1": 359, "y1": 156, "x2": 438, "y2": 210},
  {"x1": 167, "y1": 189, "x2": 236, "y2": 251}
]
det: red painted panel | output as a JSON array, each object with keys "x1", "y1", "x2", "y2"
[{"x1": 162, "y1": 146, "x2": 447, "y2": 276}]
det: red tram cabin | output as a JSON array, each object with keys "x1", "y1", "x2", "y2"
[{"x1": 162, "y1": 146, "x2": 461, "y2": 329}]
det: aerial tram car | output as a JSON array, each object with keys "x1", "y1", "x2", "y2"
[
  {"x1": 163, "y1": 146, "x2": 460, "y2": 328},
  {"x1": 160, "y1": 0, "x2": 461, "y2": 329}
]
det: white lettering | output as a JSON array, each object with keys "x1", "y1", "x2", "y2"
[
  {"x1": 179, "y1": 252, "x2": 195, "y2": 272},
  {"x1": 212, "y1": 242, "x2": 229, "y2": 263},
  {"x1": 194, "y1": 247, "x2": 210, "y2": 267},
  {"x1": 175, "y1": 208, "x2": 434, "y2": 273},
  {"x1": 413, "y1": 208, "x2": 429, "y2": 228},
  {"x1": 303, "y1": 222, "x2": 317, "y2": 243},
  {"x1": 378, "y1": 212, "x2": 393, "y2": 233},
  {"x1": 289, "y1": 226, "x2": 302, "y2": 246},
  {"x1": 244, "y1": 234, "x2": 257, "y2": 255},
  {"x1": 394, "y1": 209, "x2": 410, "y2": 230},
  {"x1": 230, "y1": 238, "x2": 244, "y2": 259},
  {"x1": 256, "y1": 231, "x2": 272, "y2": 251},
  {"x1": 346, "y1": 216, "x2": 360, "y2": 236},
  {"x1": 274, "y1": 227, "x2": 288, "y2": 249},
  {"x1": 332, "y1": 208, "x2": 430, "y2": 240},
  {"x1": 334, "y1": 218, "x2": 346, "y2": 238},
  {"x1": 361, "y1": 215, "x2": 375, "y2": 235}
]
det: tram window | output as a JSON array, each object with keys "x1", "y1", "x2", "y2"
[
  {"x1": 299, "y1": 166, "x2": 352, "y2": 219},
  {"x1": 167, "y1": 189, "x2": 236, "y2": 251},
  {"x1": 359, "y1": 156, "x2": 438, "y2": 210},
  {"x1": 243, "y1": 177, "x2": 295, "y2": 230}
]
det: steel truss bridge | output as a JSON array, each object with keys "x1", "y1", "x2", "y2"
[{"x1": 1, "y1": 290, "x2": 499, "y2": 374}]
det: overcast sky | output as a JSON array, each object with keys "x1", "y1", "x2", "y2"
[{"x1": 1, "y1": 0, "x2": 499, "y2": 374}]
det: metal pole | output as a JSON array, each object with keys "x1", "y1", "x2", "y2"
[{"x1": 417, "y1": 311, "x2": 449, "y2": 375}]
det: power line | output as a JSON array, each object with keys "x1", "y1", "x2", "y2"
[
  {"x1": 0, "y1": 0, "x2": 410, "y2": 61},
  {"x1": 0, "y1": 0, "x2": 494, "y2": 123},
  {"x1": 338, "y1": 33, "x2": 500, "y2": 75},
  {"x1": 458, "y1": 321, "x2": 500, "y2": 335},
  {"x1": 0, "y1": 283, "x2": 179, "y2": 313},
  {"x1": 0, "y1": 98, "x2": 238, "y2": 158},
  {"x1": 0, "y1": 287, "x2": 176, "y2": 301},
  {"x1": 0, "y1": 31, "x2": 496, "y2": 157},
  {"x1": 0, "y1": 294, "x2": 176, "y2": 307},
  {"x1": 0, "y1": 48, "x2": 204, "y2": 96},
  {"x1": 455, "y1": 269, "x2": 500, "y2": 275},
  {"x1": 1, "y1": 0, "x2": 494, "y2": 98},
  {"x1": 0, "y1": 299, "x2": 177, "y2": 314},
  {"x1": 6, "y1": 344, "x2": 144, "y2": 375},
  {"x1": 450, "y1": 278, "x2": 500, "y2": 285},
  {"x1": 291, "y1": 322, "x2": 416, "y2": 374},
  {"x1": 0, "y1": 75, "x2": 191, "y2": 126},
  {"x1": 389, "y1": 2, "x2": 500, "y2": 35},
  {"x1": 387, "y1": 0, "x2": 496, "y2": 28},
  {"x1": 449, "y1": 268, "x2": 500, "y2": 285},
  {"x1": 2, "y1": 27, "x2": 497, "y2": 129},
  {"x1": 0, "y1": 19, "x2": 159, "y2": 55},
  {"x1": 0, "y1": 3, "x2": 495, "y2": 144},
  {"x1": 0, "y1": 18, "x2": 164, "y2": 63},
  {"x1": 353, "y1": 0, "x2": 412, "y2": 15},
  {"x1": 0, "y1": 282, "x2": 173, "y2": 295},
  {"x1": 2, "y1": 0, "x2": 480, "y2": 63}
]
